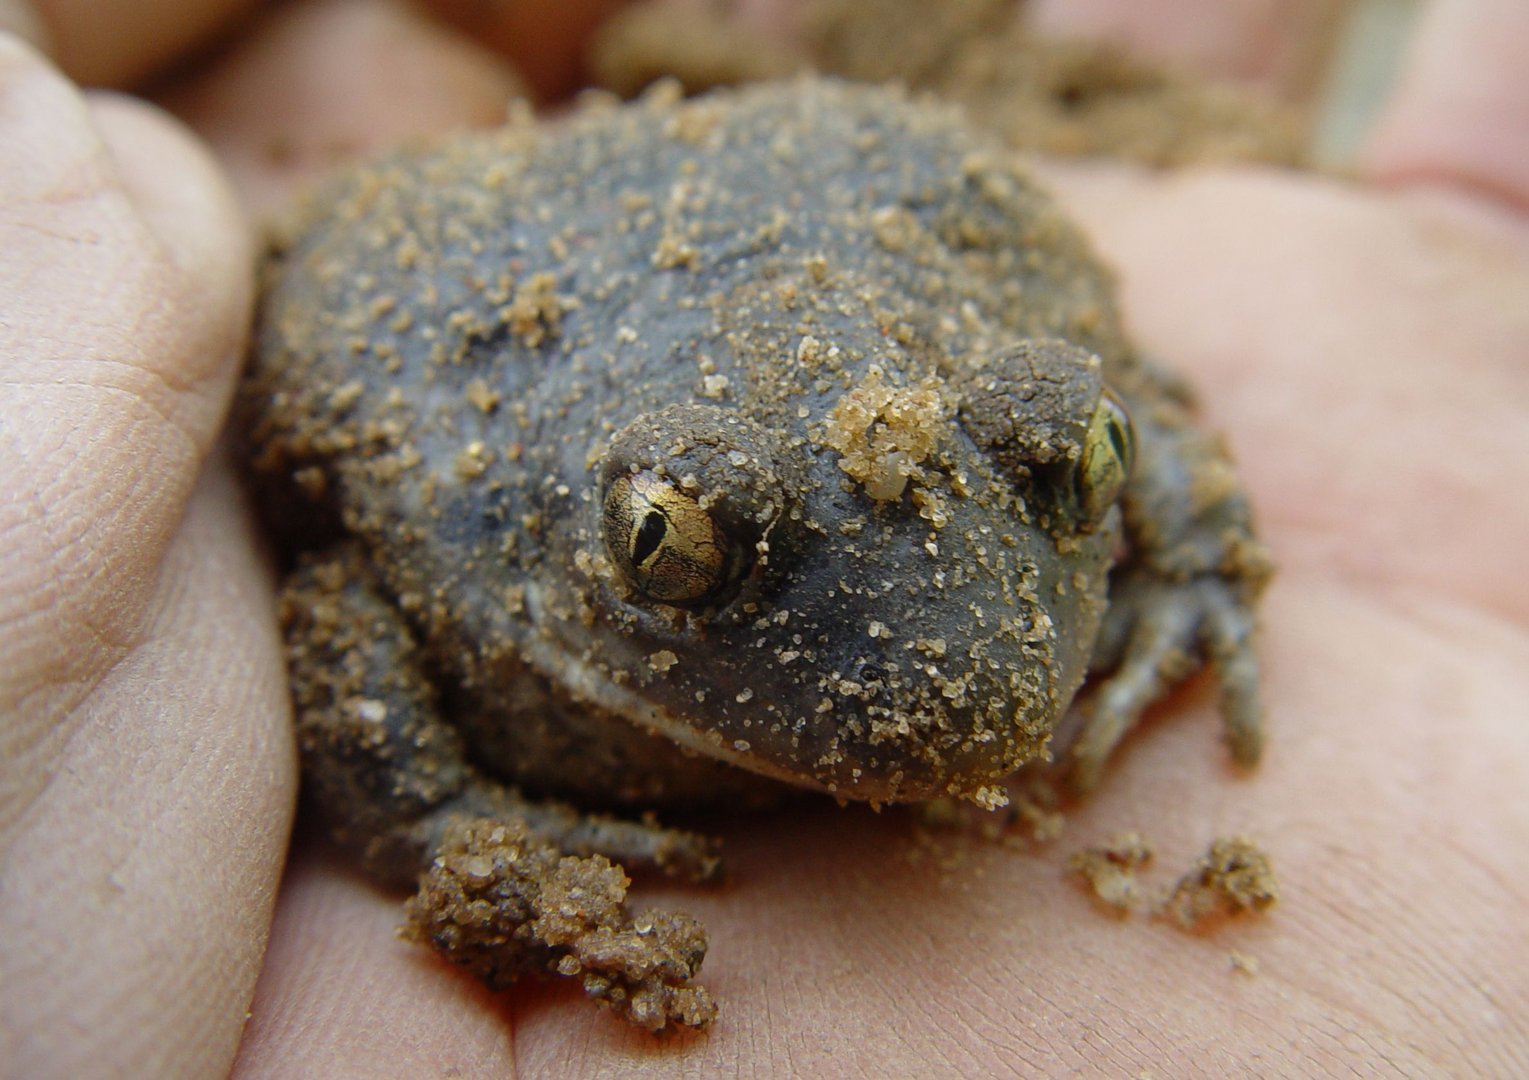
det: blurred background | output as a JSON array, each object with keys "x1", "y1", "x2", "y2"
[{"x1": 1313, "y1": 0, "x2": 1420, "y2": 163}]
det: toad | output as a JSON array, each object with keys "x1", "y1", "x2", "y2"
[{"x1": 245, "y1": 78, "x2": 1269, "y2": 1031}]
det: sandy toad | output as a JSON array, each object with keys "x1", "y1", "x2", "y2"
[{"x1": 245, "y1": 78, "x2": 1269, "y2": 1030}]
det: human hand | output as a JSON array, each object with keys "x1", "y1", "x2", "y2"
[
  {"x1": 0, "y1": 4, "x2": 568, "y2": 1077},
  {"x1": 223, "y1": 3, "x2": 1529, "y2": 1075},
  {"x1": 5, "y1": 1, "x2": 1526, "y2": 1076},
  {"x1": 0, "y1": 21, "x2": 287, "y2": 1080},
  {"x1": 233, "y1": 2, "x2": 1528, "y2": 1075}
]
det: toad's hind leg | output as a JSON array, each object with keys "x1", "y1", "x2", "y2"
[
  {"x1": 280, "y1": 543, "x2": 718, "y2": 888},
  {"x1": 1068, "y1": 361, "x2": 1271, "y2": 792},
  {"x1": 280, "y1": 544, "x2": 719, "y2": 1030}
]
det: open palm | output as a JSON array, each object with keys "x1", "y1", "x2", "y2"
[{"x1": 2, "y1": 1, "x2": 1524, "y2": 1076}]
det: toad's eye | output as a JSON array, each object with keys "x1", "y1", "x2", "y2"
[
  {"x1": 603, "y1": 471, "x2": 743, "y2": 605},
  {"x1": 1078, "y1": 386, "x2": 1135, "y2": 521}
]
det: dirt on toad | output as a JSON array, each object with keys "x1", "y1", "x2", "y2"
[{"x1": 402, "y1": 818, "x2": 716, "y2": 1032}]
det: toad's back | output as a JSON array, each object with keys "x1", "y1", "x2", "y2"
[
  {"x1": 252, "y1": 77, "x2": 1130, "y2": 534},
  {"x1": 250, "y1": 79, "x2": 1261, "y2": 817}
]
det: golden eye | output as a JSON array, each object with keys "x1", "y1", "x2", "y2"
[
  {"x1": 603, "y1": 471, "x2": 737, "y2": 605},
  {"x1": 1079, "y1": 386, "x2": 1135, "y2": 520}
]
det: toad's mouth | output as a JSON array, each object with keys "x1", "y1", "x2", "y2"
[
  {"x1": 510, "y1": 574, "x2": 1071, "y2": 807},
  {"x1": 514, "y1": 579, "x2": 856, "y2": 798}
]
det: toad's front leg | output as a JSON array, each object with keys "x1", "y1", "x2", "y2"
[
  {"x1": 280, "y1": 544, "x2": 718, "y2": 1031},
  {"x1": 1069, "y1": 362, "x2": 1272, "y2": 793}
]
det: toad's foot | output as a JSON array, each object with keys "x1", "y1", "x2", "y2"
[
  {"x1": 282, "y1": 545, "x2": 721, "y2": 1027},
  {"x1": 1065, "y1": 355, "x2": 1272, "y2": 793},
  {"x1": 402, "y1": 817, "x2": 716, "y2": 1033},
  {"x1": 1068, "y1": 572, "x2": 1262, "y2": 794},
  {"x1": 412, "y1": 784, "x2": 721, "y2": 886}
]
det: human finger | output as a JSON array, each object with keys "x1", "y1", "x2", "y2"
[
  {"x1": 0, "y1": 39, "x2": 295, "y2": 1077},
  {"x1": 1, "y1": 456, "x2": 295, "y2": 1080},
  {"x1": 1016, "y1": 0, "x2": 1352, "y2": 101},
  {"x1": 417, "y1": 0, "x2": 631, "y2": 101},
  {"x1": 0, "y1": 0, "x2": 52, "y2": 53},
  {"x1": 0, "y1": 42, "x2": 252, "y2": 787},
  {"x1": 29, "y1": 0, "x2": 259, "y2": 87},
  {"x1": 1362, "y1": 0, "x2": 1529, "y2": 209},
  {"x1": 161, "y1": 0, "x2": 526, "y2": 222}
]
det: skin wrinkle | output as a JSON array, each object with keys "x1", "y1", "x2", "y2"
[
  {"x1": 769, "y1": 986, "x2": 798, "y2": 1080},
  {"x1": 1, "y1": 404, "x2": 193, "y2": 653},
  {"x1": 4, "y1": 384, "x2": 209, "y2": 665},
  {"x1": 917, "y1": 988, "x2": 1011, "y2": 1075},
  {"x1": 1024, "y1": 925, "x2": 1274, "y2": 1070},
  {"x1": 146, "y1": 595, "x2": 278, "y2": 1070},
  {"x1": 1375, "y1": 586, "x2": 1529, "y2": 723},
  {"x1": 1388, "y1": 169, "x2": 1529, "y2": 222},
  {"x1": 2, "y1": 94, "x2": 248, "y2": 452},
  {"x1": 28, "y1": 169, "x2": 111, "y2": 208},
  {"x1": 0, "y1": 508, "x2": 138, "y2": 705},
  {"x1": 0, "y1": 510, "x2": 166, "y2": 839},
  {"x1": 0, "y1": 99, "x2": 248, "y2": 820},
  {"x1": 945, "y1": 966, "x2": 1035, "y2": 1056},
  {"x1": 1289, "y1": 874, "x2": 1485, "y2": 1068},
  {"x1": 0, "y1": 215, "x2": 104, "y2": 243},
  {"x1": 2, "y1": 377, "x2": 193, "y2": 447},
  {"x1": 0, "y1": 463, "x2": 291, "y2": 1080},
  {"x1": 1397, "y1": 184, "x2": 1529, "y2": 260},
  {"x1": 1025, "y1": 984, "x2": 1102, "y2": 1074},
  {"x1": 0, "y1": 58, "x2": 115, "y2": 204},
  {"x1": 123, "y1": 294, "x2": 218, "y2": 404},
  {"x1": 864, "y1": 975, "x2": 949, "y2": 1068},
  {"x1": 229, "y1": 847, "x2": 525, "y2": 1078},
  {"x1": 1309, "y1": 1013, "x2": 1411, "y2": 1078},
  {"x1": 1081, "y1": 1016, "x2": 1157, "y2": 1076},
  {"x1": 64, "y1": 244, "x2": 233, "y2": 437},
  {"x1": 1397, "y1": 881, "x2": 1521, "y2": 1058}
]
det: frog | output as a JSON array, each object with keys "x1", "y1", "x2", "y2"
[{"x1": 244, "y1": 77, "x2": 1270, "y2": 1031}]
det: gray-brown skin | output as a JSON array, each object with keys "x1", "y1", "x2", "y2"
[{"x1": 247, "y1": 79, "x2": 1270, "y2": 1029}]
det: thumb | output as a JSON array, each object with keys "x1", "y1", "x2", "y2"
[{"x1": 0, "y1": 39, "x2": 294, "y2": 1080}]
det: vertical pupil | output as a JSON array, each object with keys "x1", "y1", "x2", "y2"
[
  {"x1": 633, "y1": 510, "x2": 668, "y2": 567},
  {"x1": 1106, "y1": 415, "x2": 1127, "y2": 465}
]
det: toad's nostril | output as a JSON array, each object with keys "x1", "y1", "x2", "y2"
[{"x1": 849, "y1": 660, "x2": 888, "y2": 698}]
